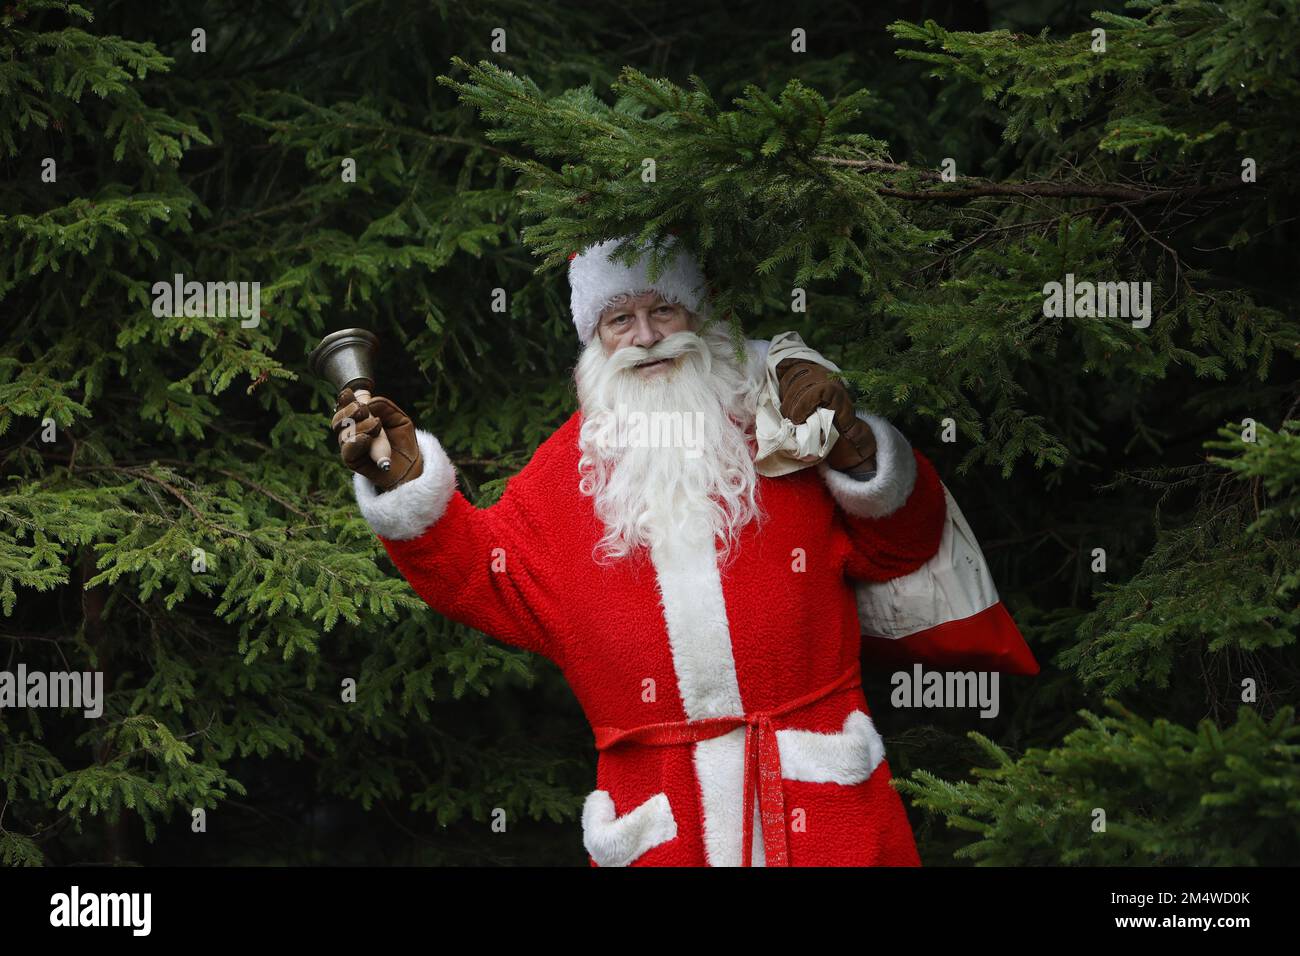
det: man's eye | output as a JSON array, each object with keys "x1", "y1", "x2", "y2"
[
  {"x1": 610, "y1": 314, "x2": 632, "y2": 325},
  {"x1": 654, "y1": 305, "x2": 674, "y2": 314}
]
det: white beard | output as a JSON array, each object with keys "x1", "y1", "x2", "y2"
[{"x1": 575, "y1": 323, "x2": 763, "y2": 564}]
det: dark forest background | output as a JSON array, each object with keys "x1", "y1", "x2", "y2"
[{"x1": 1, "y1": 0, "x2": 1296, "y2": 865}]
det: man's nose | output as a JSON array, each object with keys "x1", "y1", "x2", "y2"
[{"x1": 629, "y1": 312, "x2": 660, "y2": 348}]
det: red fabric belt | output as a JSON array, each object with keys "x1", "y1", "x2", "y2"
[{"x1": 592, "y1": 660, "x2": 863, "y2": 867}]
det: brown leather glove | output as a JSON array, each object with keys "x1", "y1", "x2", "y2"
[
  {"x1": 775, "y1": 358, "x2": 877, "y2": 473},
  {"x1": 330, "y1": 387, "x2": 424, "y2": 491}
]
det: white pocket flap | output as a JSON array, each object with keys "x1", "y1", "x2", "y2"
[
  {"x1": 776, "y1": 709, "x2": 886, "y2": 785},
  {"x1": 582, "y1": 789, "x2": 677, "y2": 867}
]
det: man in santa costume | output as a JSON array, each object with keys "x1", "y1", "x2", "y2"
[{"x1": 331, "y1": 236, "x2": 954, "y2": 867}]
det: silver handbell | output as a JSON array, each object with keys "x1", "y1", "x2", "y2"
[{"x1": 308, "y1": 328, "x2": 392, "y2": 471}]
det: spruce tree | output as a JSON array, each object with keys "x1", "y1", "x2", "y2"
[{"x1": 1, "y1": 0, "x2": 1296, "y2": 866}]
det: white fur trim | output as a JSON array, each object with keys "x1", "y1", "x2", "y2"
[
  {"x1": 817, "y1": 412, "x2": 916, "y2": 519},
  {"x1": 744, "y1": 337, "x2": 771, "y2": 385},
  {"x1": 352, "y1": 429, "x2": 456, "y2": 541},
  {"x1": 692, "y1": 729, "x2": 767, "y2": 867},
  {"x1": 582, "y1": 790, "x2": 678, "y2": 867},
  {"x1": 776, "y1": 710, "x2": 885, "y2": 784},
  {"x1": 648, "y1": 532, "x2": 744, "y2": 721},
  {"x1": 568, "y1": 236, "x2": 709, "y2": 345},
  {"x1": 649, "y1": 528, "x2": 749, "y2": 866}
]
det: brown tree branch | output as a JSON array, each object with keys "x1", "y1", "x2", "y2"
[{"x1": 818, "y1": 156, "x2": 1250, "y2": 205}]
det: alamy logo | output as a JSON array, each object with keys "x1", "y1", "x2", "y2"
[
  {"x1": 50, "y1": 886, "x2": 151, "y2": 936},
  {"x1": 151, "y1": 272, "x2": 261, "y2": 327},
  {"x1": 890, "y1": 664, "x2": 1000, "y2": 718},
  {"x1": 1042, "y1": 272, "x2": 1152, "y2": 328},
  {"x1": 593, "y1": 404, "x2": 706, "y2": 458},
  {"x1": 0, "y1": 665, "x2": 103, "y2": 718}
]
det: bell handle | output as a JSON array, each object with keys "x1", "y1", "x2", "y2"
[{"x1": 350, "y1": 388, "x2": 392, "y2": 471}]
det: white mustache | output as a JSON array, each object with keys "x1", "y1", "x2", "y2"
[{"x1": 606, "y1": 331, "x2": 711, "y2": 374}]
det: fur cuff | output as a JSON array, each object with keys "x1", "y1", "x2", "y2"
[
  {"x1": 817, "y1": 412, "x2": 917, "y2": 519},
  {"x1": 352, "y1": 429, "x2": 456, "y2": 541}
]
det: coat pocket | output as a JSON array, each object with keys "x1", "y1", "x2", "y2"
[
  {"x1": 775, "y1": 709, "x2": 885, "y2": 785},
  {"x1": 582, "y1": 789, "x2": 678, "y2": 867}
]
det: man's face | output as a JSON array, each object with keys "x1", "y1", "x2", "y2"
[{"x1": 596, "y1": 291, "x2": 693, "y2": 378}]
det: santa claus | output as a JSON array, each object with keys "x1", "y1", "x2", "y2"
[{"x1": 330, "y1": 236, "x2": 1019, "y2": 866}]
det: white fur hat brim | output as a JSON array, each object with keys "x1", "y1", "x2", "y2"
[{"x1": 568, "y1": 236, "x2": 709, "y2": 345}]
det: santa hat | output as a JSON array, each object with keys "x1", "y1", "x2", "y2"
[{"x1": 567, "y1": 235, "x2": 709, "y2": 345}]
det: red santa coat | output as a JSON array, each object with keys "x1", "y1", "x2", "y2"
[{"x1": 352, "y1": 348, "x2": 947, "y2": 867}]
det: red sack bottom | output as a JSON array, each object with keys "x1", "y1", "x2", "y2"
[{"x1": 859, "y1": 602, "x2": 1040, "y2": 675}]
